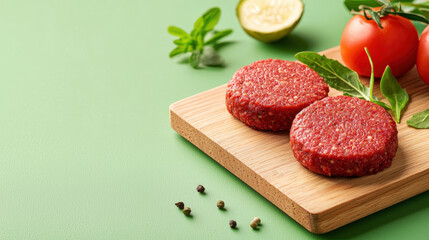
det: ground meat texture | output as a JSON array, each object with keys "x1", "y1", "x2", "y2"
[
  {"x1": 225, "y1": 59, "x2": 329, "y2": 131},
  {"x1": 290, "y1": 96, "x2": 398, "y2": 177}
]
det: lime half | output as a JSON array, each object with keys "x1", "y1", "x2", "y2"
[{"x1": 237, "y1": 0, "x2": 304, "y2": 42}]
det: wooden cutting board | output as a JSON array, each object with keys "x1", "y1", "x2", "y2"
[{"x1": 169, "y1": 46, "x2": 429, "y2": 234}]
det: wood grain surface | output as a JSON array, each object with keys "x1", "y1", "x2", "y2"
[{"x1": 169, "y1": 46, "x2": 429, "y2": 233}]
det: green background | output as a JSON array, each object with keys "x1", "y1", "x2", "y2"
[{"x1": 0, "y1": 0, "x2": 428, "y2": 239}]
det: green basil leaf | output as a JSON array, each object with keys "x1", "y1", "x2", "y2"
[
  {"x1": 395, "y1": 0, "x2": 419, "y2": 3},
  {"x1": 395, "y1": 11, "x2": 429, "y2": 24},
  {"x1": 173, "y1": 39, "x2": 194, "y2": 53},
  {"x1": 400, "y1": 2, "x2": 429, "y2": 9},
  {"x1": 169, "y1": 45, "x2": 185, "y2": 58},
  {"x1": 168, "y1": 7, "x2": 232, "y2": 69},
  {"x1": 372, "y1": 100, "x2": 392, "y2": 110},
  {"x1": 192, "y1": 16, "x2": 205, "y2": 35},
  {"x1": 168, "y1": 26, "x2": 190, "y2": 38},
  {"x1": 295, "y1": 52, "x2": 374, "y2": 101},
  {"x1": 374, "y1": 0, "x2": 392, "y2": 6},
  {"x1": 364, "y1": 47, "x2": 376, "y2": 101},
  {"x1": 191, "y1": 7, "x2": 220, "y2": 37},
  {"x1": 173, "y1": 38, "x2": 192, "y2": 46},
  {"x1": 195, "y1": 34, "x2": 205, "y2": 50},
  {"x1": 379, "y1": 66, "x2": 409, "y2": 123},
  {"x1": 407, "y1": 109, "x2": 429, "y2": 129},
  {"x1": 202, "y1": 7, "x2": 221, "y2": 32},
  {"x1": 419, "y1": 8, "x2": 429, "y2": 19},
  {"x1": 191, "y1": 18, "x2": 205, "y2": 39},
  {"x1": 364, "y1": 47, "x2": 391, "y2": 110},
  {"x1": 344, "y1": 0, "x2": 382, "y2": 11},
  {"x1": 190, "y1": 50, "x2": 201, "y2": 69},
  {"x1": 204, "y1": 29, "x2": 233, "y2": 45}
]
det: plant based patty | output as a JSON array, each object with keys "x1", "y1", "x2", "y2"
[
  {"x1": 290, "y1": 96, "x2": 398, "y2": 177},
  {"x1": 225, "y1": 59, "x2": 329, "y2": 131}
]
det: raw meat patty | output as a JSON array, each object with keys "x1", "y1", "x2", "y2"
[
  {"x1": 226, "y1": 59, "x2": 329, "y2": 131},
  {"x1": 290, "y1": 95, "x2": 398, "y2": 177}
]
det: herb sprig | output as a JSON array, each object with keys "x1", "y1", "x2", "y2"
[
  {"x1": 295, "y1": 48, "x2": 409, "y2": 123},
  {"x1": 379, "y1": 66, "x2": 409, "y2": 123},
  {"x1": 407, "y1": 109, "x2": 429, "y2": 128},
  {"x1": 344, "y1": 0, "x2": 429, "y2": 28},
  {"x1": 168, "y1": 7, "x2": 233, "y2": 69}
]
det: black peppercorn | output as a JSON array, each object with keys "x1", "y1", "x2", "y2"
[
  {"x1": 175, "y1": 202, "x2": 184, "y2": 209},
  {"x1": 252, "y1": 217, "x2": 261, "y2": 225},
  {"x1": 229, "y1": 220, "x2": 237, "y2": 229},
  {"x1": 250, "y1": 221, "x2": 258, "y2": 229},
  {"x1": 217, "y1": 200, "x2": 225, "y2": 209},
  {"x1": 250, "y1": 217, "x2": 261, "y2": 229},
  {"x1": 196, "y1": 185, "x2": 205, "y2": 193},
  {"x1": 183, "y1": 207, "x2": 191, "y2": 216}
]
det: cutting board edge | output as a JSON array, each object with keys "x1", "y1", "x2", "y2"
[{"x1": 311, "y1": 169, "x2": 429, "y2": 233}]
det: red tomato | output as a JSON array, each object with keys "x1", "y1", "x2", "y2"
[
  {"x1": 340, "y1": 14, "x2": 419, "y2": 78},
  {"x1": 417, "y1": 25, "x2": 429, "y2": 85}
]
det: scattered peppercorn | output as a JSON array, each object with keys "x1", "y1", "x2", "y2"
[
  {"x1": 250, "y1": 217, "x2": 261, "y2": 229},
  {"x1": 175, "y1": 202, "x2": 184, "y2": 210},
  {"x1": 229, "y1": 220, "x2": 237, "y2": 229},
  {"x1": 217, "y1": 200, "x2": 225, "y2": 209},
  {"x1": 252, "y1": 217, "x2": 261, "y2": 225},
  {"x1": 196, "y1": 185, "x2": 205, "y2": 193},
  {"x1": 183, "y1": 207, "x2": 191, "y2": 216},
  {"x1": 250, "y1": 221, "x2": 258, "y2": 229}
]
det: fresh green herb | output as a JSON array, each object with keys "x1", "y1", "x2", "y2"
[
  {"x1": 379, "y1": 66, "x2": 409, "y2": 123},
  {"x1": 363, "y1": 49, "x2": 391, "y2": 110},
  {"x1": 365, "y1": 48, "x2": 376, "y2": 102},
  {"x1": 294, "y1": 52, "x2": 378, "y2": 101},
  {"x1": 364, "y1": 47, "x2": 409, "y2": 120},
  {"x1": 407, "y1": 109, "x2": 429, "y2": 128},
  {"x1": 295, "y1": 48, "x2": 410, "y2": 123},
  {"x1": 344, "y1": 0, "x2": 429, "y2": 28},
  {"x1": 344, "y1": 0, "x2": 383, "y2": 11},
  {"x1": 167, "y1": 7, "x2": 233, "y2": 69},
  {"x1": 417, "y1": 8, "x2": 429, "y2": 18}
]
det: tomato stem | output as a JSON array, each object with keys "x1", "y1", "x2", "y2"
[{"x1": 350, "y1": 1, "x2": 429, "y2": 29}]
